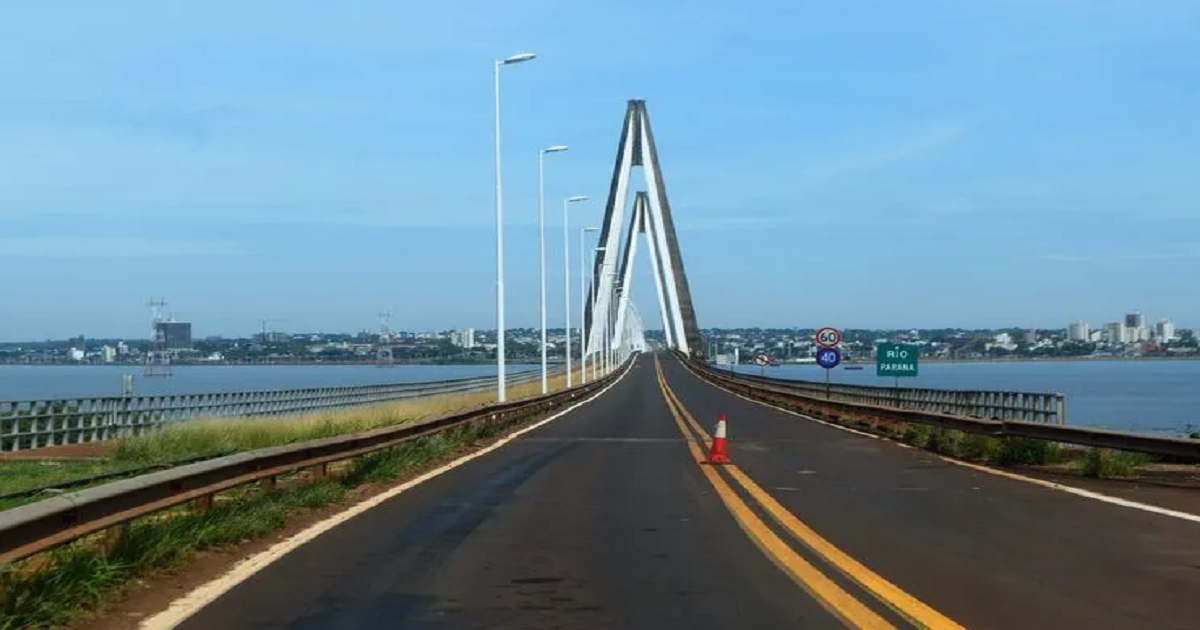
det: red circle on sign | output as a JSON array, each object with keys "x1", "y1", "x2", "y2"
[{"x1": 815, "y1": 327, "x2": 842, "y2": 348}]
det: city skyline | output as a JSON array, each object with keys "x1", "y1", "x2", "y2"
[
  {"x1": 4, "y1": 314, "x2": 1198, "y2": 346},
  {"x1": 1, "y1": 3, "x2": 1198, "y2": 339}
]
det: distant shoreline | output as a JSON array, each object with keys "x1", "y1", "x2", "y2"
[{"x1": 839, "y1": 356, "x2": 1200, "y2": 365}]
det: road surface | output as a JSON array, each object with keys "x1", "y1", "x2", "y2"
[{"x1": 178, "y1": 353, "x2": 1200, "y2": 629}]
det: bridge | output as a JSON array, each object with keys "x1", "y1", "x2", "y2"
[{"x1": 2, "y1": 101, "x2": 1199, "y2": 630}]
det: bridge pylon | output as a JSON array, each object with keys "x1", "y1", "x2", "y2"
[{"x1": 584, "y1": 100, "x2": 703, "y2": 361}]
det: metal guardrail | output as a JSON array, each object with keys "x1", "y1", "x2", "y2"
[
  {"x1": 717, "y1": 367, "x2": 1065, "y2": 424},
  {"x1": 688, "y1": 359, "x2": 1200, "y2": 461},
  {"x1": 0, "y1": 361, "x2": 627, "y2": 565},
  {"x1": 0, "y1": 370, "x2": 543, "y2": 452}
]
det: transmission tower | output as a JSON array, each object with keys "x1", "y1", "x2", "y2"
[
  {"x1": 143, "y1": 298, "x2": 172, "y2": 377},
  {"x1": 376, "y1": 311, "x2": 395, "y2": 368}
]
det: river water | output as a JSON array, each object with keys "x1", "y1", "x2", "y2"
[
  {"x1": 0, "y1": 364, "x2": 537, "y2": 401},
  {"x1": 4, "y1": 361, "x2": 1195, "y2": 435},
  {"x1": 731, "y1": 360, "x2": 1200, "y2": 435}
]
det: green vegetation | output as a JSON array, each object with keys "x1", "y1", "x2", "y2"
[
  {"x1": 0, "y1": 461, "x2": 142, "y2": 509},
  {"x1": 996, "y1": 437, "x2": 1064, "y2": 466},
  {"x1": 1079, "y1": 448, "x2": 1155, "y2": 478},
  {"x1": 892, "y1": 423, "x2": 1070, "y2": 466},
  {"x1": 0, "y1": 371, "x2": 577, "y2": 510},
  {"x1": 0, "y1": 418, "x2": 508, "y2": 630},
  {"x1": 957, "y1": 433, "x2": 1003, "y2": 461}
]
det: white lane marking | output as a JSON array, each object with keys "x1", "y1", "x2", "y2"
[
  {"x1": 140, "y1": 362, "x2": 636, "y2": 630},
  {"x1": 936, "y1": 457, "x2": 1200, "y2": 524},
  {"x1": 686, "y1": 365, "x2": 1200, "y2": 526}
]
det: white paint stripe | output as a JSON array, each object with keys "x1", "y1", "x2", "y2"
[
  {"x1": 140, "y1": 361, "x2": 636, "y2": 630},
  {"x1": 935, "y1": 456, "x2": 1200, "y2": 524},
  {"x1": 687, "y1": 365, "x2": 1200, "y2": 526}
]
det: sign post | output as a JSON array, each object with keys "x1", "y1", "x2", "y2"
[
  {"x1": 815, "y1": 327, "x2": 842, "y2": 348},
  {"x1": 754, "y1": 353, "x2": 771, "y2": 377},
  {"x1": 815, "y1": 347, "x2": 841, "y2": 398},
  {"x1": 876, "y1": 343, "x2": 919, "y2": 407}
]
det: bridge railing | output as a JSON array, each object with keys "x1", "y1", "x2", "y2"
[
  {"x1": 707, "y1": 366, "x2": 1065, "y2": 424},
  {"x1": 685, "y1": 357, "x2": 1200, "y2": 460},
  {"x1": 0, "y1": 370, "x2": 542, "y2": 452},
  {"x1": 0, "y1": 360, "x2": 629, "y2": 565}
]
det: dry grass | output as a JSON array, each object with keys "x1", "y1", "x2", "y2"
[{"x1": 109, "y1": 368, "x2": 582, "y2": 466}]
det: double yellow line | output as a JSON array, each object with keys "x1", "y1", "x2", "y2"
[{"x1": 653, "y1": 356, "x2": 967, "y2": 630}]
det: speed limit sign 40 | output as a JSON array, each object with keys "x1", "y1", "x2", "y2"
[{"x1": 816, "y1": 327, "x2": 842, "y2": 348}]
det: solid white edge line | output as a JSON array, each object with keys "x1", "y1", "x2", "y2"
[
  {"x1": 140, "y1": 360, "x2": 637, "y2": 630},
  {"x1": 683, "y1": 364, "x2": 1200, "y2": 526}
]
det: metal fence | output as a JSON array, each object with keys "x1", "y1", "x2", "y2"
[
  {"x1": 0, "y1": 371, "x2": 542, "y2": 452},
  {"x1": 705, "y1": 365, "x2": 1066, "y2": 425}
]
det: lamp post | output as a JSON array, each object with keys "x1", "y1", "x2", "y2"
[
  {"x1": 593, "y1": 245, "x2": 609, "y2": 381},
  {"x1": 493, "y1": 51, "x2": 536, "y2": 403},
  {"x1": 580, "y1": 227, "x2": 599, "y2": 383},
  {"x1": 536, "y1": 145, "x2": 569, "y2": 394},
  {"x1": 603, "y1": 269, "x2": 617, "y2": 376},
  {"x1": 563, "y1": 196, "x2": 588, "y2": 387}
]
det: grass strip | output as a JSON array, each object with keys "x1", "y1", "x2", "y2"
[{"x1": 0, "y1": 371, "x2": 578, "y2": 510}]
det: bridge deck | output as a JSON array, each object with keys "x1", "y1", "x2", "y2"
[{"x1": 178, "y1": 354, "x2": 1200, "y2": 630}]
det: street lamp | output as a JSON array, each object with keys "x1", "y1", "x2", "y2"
[
  {"x1": 493, "y1": 51, "x2": 536, "y2": 403},
  {"x1": 537, "y1": 145, "x2": 569, "y2": 394},
  {"x1": 580, "y1": 227, "x2": 599, "y2": 383},
  {"x1": 603, "y1": 270, "x2": 617, "y2": 376},
  {"x1": 562, "y1": 196, "x2": 588, "y2": 388},
  {"x1": 592, "y1": 245, "x2": 608, "y2": 381}
]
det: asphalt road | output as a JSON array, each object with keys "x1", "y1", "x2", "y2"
[{"x1": 179, "y1": 353, "x2": 1200, "y2": 629}]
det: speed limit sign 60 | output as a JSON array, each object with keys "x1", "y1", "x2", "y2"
[{"x1": 816, "y1": 327, "x2": 842, "y2": 348}]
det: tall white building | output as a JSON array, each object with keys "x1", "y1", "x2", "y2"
[
  {"x1": 1067, "y1": 320, "x2": 1090, "y2": 341},
  {"x1": 1105, "y1": 322, "x2": 1127, "y2": 345},
  {"x1": 101, "y1": 345, "x2": 117, "y2": 363},
  {"x1": 1155, "y1": 319, "x2": 1176, "y2": 342},
  {"x1": 451, "y1": 328, "x2": 476, "y2": 349}
]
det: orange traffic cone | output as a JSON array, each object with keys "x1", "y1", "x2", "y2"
[{"x1": 707, "y1": 414, "x2": 731, "y2": 464}]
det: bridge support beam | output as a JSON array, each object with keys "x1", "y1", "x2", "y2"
[{"x1": 584, "y1": 100, "x2": 703, "y2": 359}]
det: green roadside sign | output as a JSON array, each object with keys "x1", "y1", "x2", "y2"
[{"x1": 876, "y1": 343, "x2": 919, "y2": 377}]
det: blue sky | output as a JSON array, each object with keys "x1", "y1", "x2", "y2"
[{"x1": 1, "y1": 1, "x2": 1198, "y2": 340}]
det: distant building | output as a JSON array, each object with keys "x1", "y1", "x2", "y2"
[
  {"x1": 1067, "y1": 320, "x2": 1089, "y2": 341},
  {"x1": 451, "y1": 328, "x2": 476, "y2": 349},
  {"x1": 1105, "y1": 322, "x2": 1128, "y2": 345},
  {"x1": 991, "y1": 333, "x2": 1016, "y2": 351},
  {"x1": 101, "y1": 345, "x2": 117, "y2": 363},
  {"x1": 116, "y1": 341, "x2": 129, "y2": 356},
  {"x1": 1125, "y1": 311, "x2": 1144, "y2": 330},
  {"x1": 1088, "y1": 330, "x2": 1104, "y2": 343},
  {"x1": 68, "y1": 348, "x2": 85, "y2": 361},
  {"x1": 1022, "y1": 330, "x2": 1037, "y2": 344},
  {"x1": 155, "y1": 322, "x2": 192, "y2": 350},
  {"x1": 1155, "y1": 319, "x2": 1176, "y2": 342}
]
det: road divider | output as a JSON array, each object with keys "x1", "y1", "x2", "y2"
[
  {"x1": 654, "y1": 355, "x2": 968, "y2": 630},
  {"x1": 653, "y1": 357, "x2": 899, "y2": 629}
]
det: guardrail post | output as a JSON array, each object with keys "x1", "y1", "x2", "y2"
[
  {"x1": 310, "y1": 463, "x2": 328, "y2": 479},
  {"x1": 1056, "y1": 394, "x2": 1066, "y2": 426},
  {"x1": 191, "y1": 494, "x2": 214, "y2": 513},
  {"x1": 260, "y1": 476, "x2": 277, "y2": 490},
  {"x1": 101, "y1": 523, "x2": 129, "y2": 553}
]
